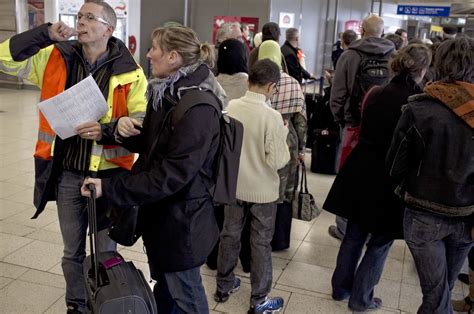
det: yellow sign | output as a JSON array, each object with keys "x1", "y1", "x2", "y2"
[{"x1": 431, "y1": 25, "x2": 443, "y2": 32}]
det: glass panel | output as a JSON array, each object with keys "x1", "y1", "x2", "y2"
[
  {"x1": 59, "y1": 14, "x2": 77, "y2": 28},
  {"x1": 113, "y1": 18, "x2": 127, "y2": 43}
]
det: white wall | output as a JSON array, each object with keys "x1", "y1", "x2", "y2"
[{"x1": 127, "y1": 0, "x2": 141, "y2": 62}]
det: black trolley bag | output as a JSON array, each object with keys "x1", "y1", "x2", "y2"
[
  {"x1": 83, "y1": 184, "x2": 157, "y2": 314},
  {"x1": 310, "y1": 86, "x2": 340, "y2": 174}
]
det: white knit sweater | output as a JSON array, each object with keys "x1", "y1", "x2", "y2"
[{"x1": 227, "y1": 91, "x2": 290, "y2": 203}]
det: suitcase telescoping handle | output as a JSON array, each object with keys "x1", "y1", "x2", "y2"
[{"x1": 87, "y1": 183, "x2": 100, "y2": 290}]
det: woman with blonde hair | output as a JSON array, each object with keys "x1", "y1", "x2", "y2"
[
  {"x1": 324, "y1": 44, "x2": 432, "y2": 311},
  {"x1": 82, "y1": 26, "x2": 227, "y2": 313}
]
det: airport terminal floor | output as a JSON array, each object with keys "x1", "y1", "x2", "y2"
[{"x1": 0, "y1": 87, "x2": 469, "y2": 313}]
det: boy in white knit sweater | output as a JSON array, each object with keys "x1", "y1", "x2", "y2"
[{"x1": 215, "y1": 59, "x2": 290, "y2": 313}]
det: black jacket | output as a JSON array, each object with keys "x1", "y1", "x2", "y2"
[
  {"x1": 281, "y1": 41, "x2": 311, "y2": 84},
  {"x1": 386, "y1": 93, "x2": 474, "y2": 217},
  {"x1": 323, "y1": 75, "x2": 421, "y2": 238},
  {"x1": 102, "y1": 65, "x2": 221, "y2": 273}
]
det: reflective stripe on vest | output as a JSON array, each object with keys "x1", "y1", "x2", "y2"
[
  {"x1": 0, "y1": 57, "x2": 33, "y2": 80},
  {"x1": 34, "y1": 47, "x2": 135, "y2": 171},
  {"x1": 35, "y1": 48, "x2": 67, "y2": 160}
]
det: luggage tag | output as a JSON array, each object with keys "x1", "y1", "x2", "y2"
[{"x1": 103, "y1": 256, "x2": 123, "y2": 269}]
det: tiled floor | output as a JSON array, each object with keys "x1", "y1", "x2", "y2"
[{"x1": 0, "y1": 87, "x2": 468, "y2": 313}]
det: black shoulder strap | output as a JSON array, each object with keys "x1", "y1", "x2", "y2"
[{"x1": 172, "y1": 89, "x2": 222, "y2": 127}]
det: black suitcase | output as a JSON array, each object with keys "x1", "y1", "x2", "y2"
[
  {"x1": 84, "y1": 184, "x2": 157, "y2": 314},
  {"x1": 311, "y1": 136, "x2": 339, "y2": 174},
  {"x1": 309, "y1": 86, "x2": 340, "y2": 174}
]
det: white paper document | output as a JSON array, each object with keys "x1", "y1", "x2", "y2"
[{"x1": 37, "y1": 75, "x2": 109, "y2": 139}]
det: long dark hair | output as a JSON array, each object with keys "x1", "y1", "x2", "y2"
[{"x1": 435, "y1": 37, "x2": 474, "y2": 83}]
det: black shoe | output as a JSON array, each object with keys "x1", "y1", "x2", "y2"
[
  {"x1": 214, "y1": 277, "x2": 241, "y2": 303},
  {"x1": 66, "y1": 303, "x2": 82, "y2": 314},
  {"x1": 349, "y1": 297, "x2": 383, "y2": 312},
  {"x1": 328, "y1": 225, "x2": 344, "y2": 241}
]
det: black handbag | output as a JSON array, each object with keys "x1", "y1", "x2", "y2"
[
  {"x1": 292, "y1": 162, "x2": 321, "y2": 221},
  {"x1": 107, "y1": 205, "x2": 143, "y2": 247}
]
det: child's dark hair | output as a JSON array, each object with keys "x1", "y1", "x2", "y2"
[{"x1": 248, "y1": 59, "x2": 281, "y2": 87}]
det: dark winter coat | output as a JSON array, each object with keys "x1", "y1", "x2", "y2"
[
  {"x1": 281, "y1": 41, "x2": 311, "y2": 84},
  {"x1": 386, "y1": 86, "x2": 474, "y2": 217},
  {"x1": 101, "y1": 65, "x2": 221, "y2": 274},
  {"x1": 323, "y1": 75, "x2": 421, "y2": 239}
]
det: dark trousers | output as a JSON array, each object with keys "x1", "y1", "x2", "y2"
[
  {"x1": 404, "y1": 207, "x2": 473, "y2": 314},
  {"x1": 153, "y1": 266, "x2": 208, "y2": 314},
  {"x1": 332, "y1": 219, "x2": 394, "y2": 311},
  {"x1": 217, "y1": 201, "x2": 277, "y2": 305}
]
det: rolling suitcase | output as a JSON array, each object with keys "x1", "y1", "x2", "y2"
[
  {"x1": 309, "y1": 86, "x2": 340, "y2": 174},
  {"x1": 84, "y1": 184, "x2": 157, "y2": 314},
  {"x1": 311, "y1": 135, "x2": 339, "y2": 174}
]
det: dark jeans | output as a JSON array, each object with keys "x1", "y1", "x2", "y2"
[
  {"x1": 217, "y1": 200, "x2": 277, "y2": 306},
  {"x1": 404, "y1": 207, "x2": 473, "y2": 314},
  {"x1": 57, "y1": 170, "x2": 116, "y2": 312},
  {"x1": 153, "y1": 266, "x2": 208, "y2": 314},
  {"x1": 332, "y1": 219, "x2": 394, "y2": 311}
]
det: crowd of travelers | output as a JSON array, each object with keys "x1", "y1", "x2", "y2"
[{"x1": 0, "y1": 0, "x2": 472, "y2": 313}]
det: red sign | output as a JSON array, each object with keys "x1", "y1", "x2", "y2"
[{"x1": 345, "y1": 20, "x2": 362, "y2": 35}]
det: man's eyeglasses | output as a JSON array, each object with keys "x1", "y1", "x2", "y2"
[{"x1": 77, "y1": 13, "x2": 111, "y2": 26}]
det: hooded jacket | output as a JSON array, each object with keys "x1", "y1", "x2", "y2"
[
  {"x1": 101, "y1": 64, "x2": 223, "y2": 273},
  {"x1": 330, "y1": 37, "x2": 394, "y2": 127},
  {"x1": 386, "y1": 82, "x2": 474, "y2": 217}
]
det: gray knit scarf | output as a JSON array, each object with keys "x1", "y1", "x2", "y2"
[{"x1": 147, "y1": 62, "x2": 204, "y2": 111}]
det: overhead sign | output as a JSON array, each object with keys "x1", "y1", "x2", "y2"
[{"x1": 397, "y1": 5, "x2": 451, "y2": 17}]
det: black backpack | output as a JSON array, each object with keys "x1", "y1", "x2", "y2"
[
  {"x1": 172, "y1": 89, "x2": 244, "y2": 205},
  {"x1": 349, "y1": 50, "x2": 391, "y2": 124}
]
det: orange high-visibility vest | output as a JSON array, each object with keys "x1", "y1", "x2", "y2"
[{"x1": 35, "y1": 47, "x2": 135, "y2": 171}]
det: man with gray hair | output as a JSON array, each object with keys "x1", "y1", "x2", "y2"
[
  {"x1": 281, "y1": 27, "x2": 314, "y2": 84},
  {"x1": 216, "y1": 22, "x2": 243, "y2": 47},
  {"x1": 0, "y1": 1, "x2": 148, "y2": 313}
]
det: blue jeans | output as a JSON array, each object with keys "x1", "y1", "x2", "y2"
[
  {"x1": 57, "y1": 170, "x2": 117, "y2": 312},
  {"x1": 332, "y1": 219, "x2": 393, "y2": 311},
  {"x1": 404, "y1": 207, "x2": 473, "y2": 314},
  {"x1": 153, "y1": 266, "x2": 208, "y2": 313},
  {"x1": 217, "y1": 201, "x2": 277, "y2": 306}
]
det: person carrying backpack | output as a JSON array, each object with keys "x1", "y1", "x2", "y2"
[
  {"x1": 214, "y1": 59, "x2": 290, "y2": 314},
  {"x1": 328, "y1": 14, "x2": 394, "y2": 240},
  {"x1": 81, "y1": 26, "x2": 228, "y2": 313},
  {"x1": 330, "y1": 14, "x2": 394, "y2": 130}
]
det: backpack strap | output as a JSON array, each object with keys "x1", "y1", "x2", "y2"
[
  {"x1": 172, "y1": 89, "x2": 223, "y2": 194},
  {"x1": 171, "y1": 89, "x2": 222, "y2": 128}
]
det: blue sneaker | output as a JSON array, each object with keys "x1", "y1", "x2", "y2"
[
  {"x1": 214, "y1": 277, "x2": 241, "y2": 303},
  {"x1": 249, "y1": 296, "x2": 284, "y2": 313}
]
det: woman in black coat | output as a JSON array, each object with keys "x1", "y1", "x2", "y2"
[
  {"x1": 323, "y1": 44, "x2": 432, "y2": 312},
  {"x1": 81, "y1": 26, "x2": 227, "y2": 313}
]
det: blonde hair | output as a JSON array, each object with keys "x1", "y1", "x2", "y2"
[{"x1": 152, "y1": 26, "x2": 215, "y2": 68}]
